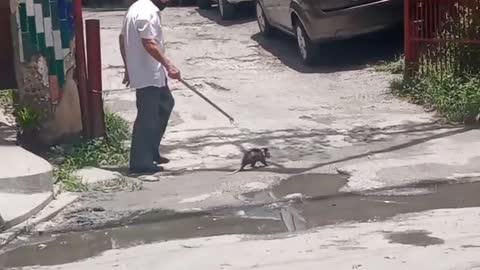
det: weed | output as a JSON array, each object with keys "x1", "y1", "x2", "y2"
[
  {"x1": 53, "y1": 111, "x2": 132, "y2": 192},
  {"x1": 389, "y1": 3, "x2": 480, "y2": 124},
  {"x1": 15, "y1": 106, "x2": 44, "y2": 131},
  {"x1": 0, "y1": 89, "x2": 15, "y2": 120},
  {"x1": 54, "y1": 165, "x2": 90, "y2": 192},
  {"x1": 390, "y1": 72, "x2": 480, "y2": 123},
  {"x1": 372, "y1": 55, "x2": 404, "y2": 74},
  {"x1": 90, "y1": 175, "x2": 143, "y2": 193},
  {"x1": 0, "y1": 90, "x2": 14, "y2": 107}
]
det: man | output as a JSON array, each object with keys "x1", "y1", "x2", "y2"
[{"x1": 119, "y1": 0, "x2": 181, "y2": 173}]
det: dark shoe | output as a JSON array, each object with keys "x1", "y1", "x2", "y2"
[
  {"x1": 129, "y1": 166, "x2": 164, "y2": 174},
  {"x1": 154, "y1": 156, "x2": 170, "y2": 164}
]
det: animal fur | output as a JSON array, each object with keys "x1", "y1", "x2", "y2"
[{"x1": 229, "y1": 148, "x2": 270, "y2": 174}]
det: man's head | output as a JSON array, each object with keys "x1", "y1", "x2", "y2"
[{"x1": 151, "y1": 0, "x2": 170, "y2": 10}]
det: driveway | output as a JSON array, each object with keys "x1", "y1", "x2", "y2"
[{"x1": 31, "y1": 4, "x2": 480, "y2": 239}]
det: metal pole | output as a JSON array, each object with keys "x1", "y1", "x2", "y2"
[
  {"x1": 404, "y1": 0, "x2": 414, "y2": 78},
  {"x1": 180, "y1": 79, "x2": 235, "y2": 124},
  {"x1": 73, "y1": 0, "x2": 92, "y2": 138},
  {"x1": 86, "y1": 19, "x2": 105, "y2": 138}
]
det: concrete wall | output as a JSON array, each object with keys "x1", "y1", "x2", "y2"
[{"x1": 10, "y1": 0, "x2": 82, "y2": 145}]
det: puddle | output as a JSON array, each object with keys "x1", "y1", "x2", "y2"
[
  {"x1": 240, "y1": 173, "x2": 349, "y2": 201},
  {"x1": 2, "y1": 178, "x2": 480, "y2": 268},
  {"x1": 0, "y1": 215, "x2": 285, "y2": 268},
  {"x1": 263, "y1": 180, "x2": 480, "y2": 231},
  {"x1": 386, "y1": 230, "x2": 445, "y2": 247}
]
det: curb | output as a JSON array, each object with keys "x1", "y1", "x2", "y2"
[
  {"x1": 0, "y1": 171, "x2": 53, "y2": 194},
  {"x1": 2, "y1": 192, "x2": 54, "y2": 230},
  {"x1": 0, "y1": 193, "x2": 79, "y2": 248}
]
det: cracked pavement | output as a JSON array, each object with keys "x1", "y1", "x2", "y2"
[{"x1": 36, "y1": 6, "x2": 480, "y2": 232}]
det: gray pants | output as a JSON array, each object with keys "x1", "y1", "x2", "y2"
[{"x1": 130, "y1": 85, "x2": 175, "y2": 169}]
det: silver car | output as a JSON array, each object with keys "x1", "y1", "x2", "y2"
[
  {"x1": 256, "y1": 0, "x2": 403, "y2": 64},
  {"x1": 197, "y1": 0, "x2": 254, "y2": 20}
]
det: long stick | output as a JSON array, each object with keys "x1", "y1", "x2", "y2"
[{"x1": 180, "y1": 79, "x2": 235, "y2": 123}]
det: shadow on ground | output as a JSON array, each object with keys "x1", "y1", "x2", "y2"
[
  {"x1": 196, "y1": 2, "x2": 256, "y2": 27},
  {"x1": 0, "y1": 122, "x2": 16, "y2": 145},
  {"x1": 152, "y1": 120, "x2": 467, "y2": 175},
  {"x1": 251, "y1": 26, "x2": 404, "y2": 74}
]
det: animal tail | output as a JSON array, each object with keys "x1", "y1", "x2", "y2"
[{"x1": 228, "y1": 167, "x2": 242, "y2": 175}]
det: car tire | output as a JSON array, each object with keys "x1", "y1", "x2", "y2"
[
  {"x1": 178, "y1": 0, "x2": 194, "y2": 6},
  {"x1": 256, "y1": 1, "x2": 274, "y2": 36},
  {"x1": 294, "y1": 20, "x2": 318, "y2": 65},
  {"x1": 197, "y1": 0, "x2": 211, "y2": 9},
  {"x1": 219, "y1": 0, "x2": 235, "y2": 20}
]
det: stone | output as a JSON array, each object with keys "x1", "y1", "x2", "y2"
[
  {"x1": 138, "y1": 175, "x2": 160, "y2": 182},
  {"x1": 0, "y1": 214, "x2": 4, "y2": 231},
  {"x1": 74, "y1": 167, "x2": 123, "y2": 187}
]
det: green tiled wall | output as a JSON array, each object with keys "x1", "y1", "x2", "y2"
[{"x1": 16, "y1": 0, "x2": 74, "y2": 88}]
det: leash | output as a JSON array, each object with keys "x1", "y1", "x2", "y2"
[
  {"x1": 179, "y1": 79, "x2": 236, "y2": 124},
  {"x1": 179, "y1": 79, "x2": 251, "y2": 153}
]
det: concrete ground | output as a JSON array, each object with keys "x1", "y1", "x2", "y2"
[
  {"x1": 3, "y1": 5, "x2": 480, "y2": 269},
  {"x1": 18, "y1": 207, "x2": 480, "y2": 270},
  {"x1": 33, "y1": 7, "x2": 480, "y2": 229},
  {"x1": 2, "y1": 2, "x2": 468, "y2": 259}
]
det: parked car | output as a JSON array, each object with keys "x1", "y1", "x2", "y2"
[
  {"x1": 197, "y1": 0, "x2": 253, "y2": 20},
  {"x1": 255, "y1": 0, "x2": 403, "y2": 64}
]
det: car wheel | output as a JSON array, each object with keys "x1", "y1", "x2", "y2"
[
  {"x1": 219, "y1": 0, "x2": 235, "y2": 20},
  {"x1": 295, "y1": 20, "x2": 317, "y2": 65},
  {"x1": 197, "y1": 0, "x2": 211, "y2": 9},
  {"x1": 256, "y1": 1, "x2": 274, "y2": 36},
  {"x1": 178, "y1": 0, "x2": 194, "y2": 6}
]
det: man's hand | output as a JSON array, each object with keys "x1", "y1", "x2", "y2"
[
  {"x1": 122, "y1": 69, "x2": 130, "y2": 87},
  {"x1": 166, "y1": 65, "x2": 181, "y2": 80}
]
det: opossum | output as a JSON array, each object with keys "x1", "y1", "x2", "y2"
[{"x1": 229, "y1": 148, "x2": 270, "y2": 174}]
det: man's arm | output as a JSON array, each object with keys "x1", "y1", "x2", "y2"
[
  {"x1": 134, "y1": 15, "x2": 181, "y2": 80},
  {"x1": 119, "y1": 34, "x2": 127, "y2": 67},
  {"x1": 141, "y1": 38, "x2": 181, "y2": 80},
  {"x1": 119, "y1": 34, "x2": 129, "y2": 86}
]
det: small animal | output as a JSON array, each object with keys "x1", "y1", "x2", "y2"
[{"x1": 229, "y1": 148, "x2": 270, "y2": 174}]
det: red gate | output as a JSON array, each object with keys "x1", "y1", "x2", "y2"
[{"x1": 404, "y1": 0, "x2": 480, "y2": 77}]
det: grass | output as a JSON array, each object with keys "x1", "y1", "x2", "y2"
[
  {"x1": 390, "y1": 72, "x2": 480, "y2": 123},
  {"x1": 388, "y1": 4, "x2": 480, "y2": 124},
  {"x1": 2, "y1": 90, "x2": 136, "y2": 192},
  {"x1": 372, "y1": 55, "x2": 405, "y2": 74},
  {"x1": 52, "y1": 112, "x2": 136, "y2": 192},
  {"x1": 0, "y1": 89, "x2": 15, "y2": 116}
]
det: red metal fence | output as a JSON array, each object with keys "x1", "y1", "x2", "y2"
[{"x1": 404, "y1": 0, "x2": 480, "y2": 77}]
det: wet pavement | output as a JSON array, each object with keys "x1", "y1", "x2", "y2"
[
  {"x1": 2, "y1": 174, "x2": 480, "y2": 269},
  {"x1": 385, "y1": 230, "x2": 446, "y2": 247}
]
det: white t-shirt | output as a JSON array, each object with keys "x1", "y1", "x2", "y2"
[{"x1": 121, "y1": 0, "x2": 167, "y2": 89}]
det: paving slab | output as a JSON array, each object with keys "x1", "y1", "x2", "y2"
[
  {"x1": 74, "y1": 167, "x2": 123, "y2": 187},
  {"x1": 0, "y1": 146, "x2": 53, "y2": 194},
  {"x1": 0, "y1": 193, "x2": 78, "y2": 247},
  {"x1": 1, "y1": 106, "x2": 54, "y2": 231},
  {"x1": 0, "y1": 192, "x2": 53, "y2": 229}
]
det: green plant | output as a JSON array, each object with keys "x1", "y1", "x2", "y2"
[
  {"x1": 15, "y1": 106, "x2": 44, "y2": 131},
  {"x1": 0, "y1": 89, "x2": 15, "y2": 117},
  {"x1": 53, "y1": 165, "x2": 89, "y2": 192},
  {"x1": 0, "y1": 90, "x2": 14, "y2": 106},
  {"x1": 390, "y1": 72, "x2": 480, "y2": 123},
  {"x1": 373, "y1": 55, "x2": 405, "y2": 74},
  {"x1": 52, "y1": 112, "x2": 132, "y2": 192},
  {"x1": 391, "y1": 2, "x2": 480, "y2": 123}
]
